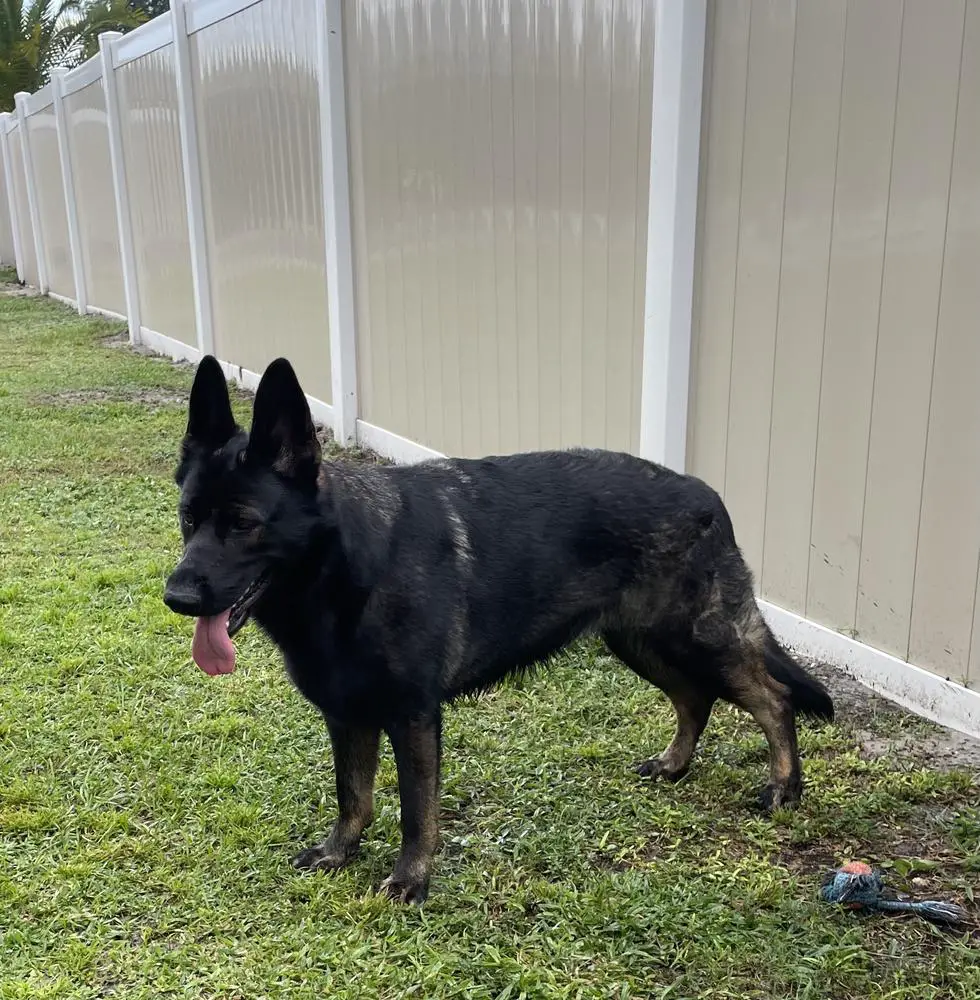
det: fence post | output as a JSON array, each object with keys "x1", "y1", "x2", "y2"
[
  {"x1": 638, "y1": 0, "x2": 707, "y2": 472},
  {"x1": 171, "y1": 0, "x2": 215, "y2": 357},
  {"x1": 49, "y1": 67, "x2": 87, "y2": 314},
  {"x1": 316, "y1": 0, "x2": 358, "y2": 446},
  {"x1": 0, "y1": 114, "x2": 26, "y2": 283},
  {"x1": 14, "y1": 92, "x2": 49, "y2": 294},
  {"x1": 99, "y1": 32, "x2": 142, "y2": 344}
]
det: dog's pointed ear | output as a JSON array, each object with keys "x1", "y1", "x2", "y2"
[
  {"x1": 185, "y1": 355, "x2": 236, "y2": 449},
  {"x1": 247, "y1": 358, "x2": 321, "y2": 481}
]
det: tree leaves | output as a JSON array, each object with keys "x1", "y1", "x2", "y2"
[{"x1": 0, "y1": 0, "x2": 146, "y2": 111}]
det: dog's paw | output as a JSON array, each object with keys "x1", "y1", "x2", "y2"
[
  {"x1": 634, "y1": 756, "x2": 687, "y2": 783},
  {"x1": 291, "y1": 842, "x2": 354, "y2": 872},
  {"x1": 379, "y1": 872, "x2": 429, "y2": 905},
  {"x1": 758, "y1": 781, "x2": 802, "y2": 814}
]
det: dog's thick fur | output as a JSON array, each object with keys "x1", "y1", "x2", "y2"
[{"x1": 165, "y1": 356, "x2": 833, "y2": 903}]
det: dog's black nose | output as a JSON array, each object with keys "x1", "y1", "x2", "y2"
[{"x1": 163, "y1": 574, "x2": 202, "y2": 616}]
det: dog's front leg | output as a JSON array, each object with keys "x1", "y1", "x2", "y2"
[
  {"x1": 380, "y1": 712, "x2": 442, "y2": 904},
  {"x1": 292, "y1": 721, "x2": 380, "y2": 872}
]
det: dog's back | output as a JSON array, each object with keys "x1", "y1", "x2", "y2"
[{"x1": 314, "y1": 450, "x2": 726, "y2": 692}]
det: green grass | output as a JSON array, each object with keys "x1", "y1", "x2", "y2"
[{"x1": 0, "y1": 275, "x2": 978, "y2": 998}]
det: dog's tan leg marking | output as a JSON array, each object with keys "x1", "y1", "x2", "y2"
[{"x1": 292, "y1": 724, "x2": 380, "y2": 872}]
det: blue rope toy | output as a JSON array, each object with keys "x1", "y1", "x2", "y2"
[{"x1": 821, "y1": 861, "x2": 970, "y2": 925}]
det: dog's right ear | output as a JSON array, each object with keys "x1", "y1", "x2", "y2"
[
  {"x1": 246, "y1": 357, "x2": 321, "y2": 483},
  {"x1": 185, "y1": 355, "x2": 236, "y2": 450}
]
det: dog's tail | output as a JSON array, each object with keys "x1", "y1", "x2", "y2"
[{"x1": 763, "y1": 629, "x2": 834, "y2": 721}]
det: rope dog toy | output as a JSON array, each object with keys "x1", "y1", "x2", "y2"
[{"x1": 820, "y1": 861, "x2": 970, "y2": 925}]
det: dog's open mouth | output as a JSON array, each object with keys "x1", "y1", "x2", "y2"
[{"x1": 191, "y1": 577, "x2": 268, "y2": 676}]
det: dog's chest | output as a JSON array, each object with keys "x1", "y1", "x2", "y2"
[{"x1": 279, "y1": 636, "x2": 404, "y2": 727}]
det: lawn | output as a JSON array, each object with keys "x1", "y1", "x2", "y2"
[{"x1": 0, "y1": 272, "x2": 978, "y2": 999}]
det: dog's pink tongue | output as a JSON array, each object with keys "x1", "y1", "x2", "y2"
[{"x1": 192, "y1": 612, "x2": 236, "y2": 675}]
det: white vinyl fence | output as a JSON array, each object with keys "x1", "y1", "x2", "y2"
[
  {"x1": 0, "y1": 0, "x2": 692, "y2": 458},
  {"x1": 1, "y1": 0, "x2": 978, "y2": 739}
]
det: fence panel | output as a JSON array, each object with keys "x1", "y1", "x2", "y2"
[
  {"x1": 0, "y1": 148, "x2": 14, "y2": 265},
  {"x1": 344, "y1": 0, "x2": 654, "y2": 458},
  {"x1": 7, "y1": 125, "x2": 38, "y2": 288},
  {"x1": 190, "y1": 0, "x2": 331, "y2": 401},
  {"x1": 116, "y1": 44, "x2": 197, "y2": 347},
  {"x1": 907, "y1": 2, "x2": 980, "y2": 688},
  {"x1": 64, "y1": 79, "x2": 126, "y2": 317},
  {"x1": 689, "y1": 0, "x2": 980, "y2": 688},
  {"x1": 25, "y1": 94, "x2": 74, "y2": 298}
]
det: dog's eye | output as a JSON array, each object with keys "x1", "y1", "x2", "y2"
[
  {"x1": 180, "y1": 512, "x2": 194, "y2": 531},
  {"x1": 231, "y1": 510, "x2": 259, "y2": 532}
]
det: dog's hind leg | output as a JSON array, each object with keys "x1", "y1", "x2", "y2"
[
  {"x1": 293, "y1": 722, "x2": 380, "y2": 872},
  {"x1": 727, "y1": 662, "x2": 803, "y2": 813},
  {"x1": 604, "y1": 629, "x2": 715, "y2": 783},
  {"x1": 705, "y1": 600, "x2": 806, "y2": 812}
]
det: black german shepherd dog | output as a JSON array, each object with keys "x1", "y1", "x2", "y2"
[{"x1": 164, "y1": 355, "x2": 833, "y2": 903}]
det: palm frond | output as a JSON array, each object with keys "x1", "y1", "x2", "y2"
[{"x1": 0, "y1": 0, "x2": 146, "y2": 109}]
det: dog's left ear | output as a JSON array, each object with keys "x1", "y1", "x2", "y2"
[
  {"x1": 247, "y1": 358, "x2": 321, "y2": 482},
  {"x1": 186, "y1": 355, "x2": 237, "y2": 449}
]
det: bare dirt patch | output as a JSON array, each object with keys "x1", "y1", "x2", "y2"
[
  {"x1": 803, "y1": 658, "x2": 980, "y2": 773},
  {"x1": 101, "y1": 332, "x2": 194, "y2": 365},
  {"x1": 0, "y1": 277, "x2": 38, "y2": 298},
  {"x1": 32, "y1": 387, "x2": 188, "y2": 408}
]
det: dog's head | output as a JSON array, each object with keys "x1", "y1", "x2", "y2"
[{"x1": 163, "y1": 355, "x2": 322, "y2": 674}]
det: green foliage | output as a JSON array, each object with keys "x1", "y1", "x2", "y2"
[
  {"x1": 0, "y1": 1, "x2": 145, "y2": 111},
  {"x1": 128, "y1": 0, "x2": 169, "y2": 18}
]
